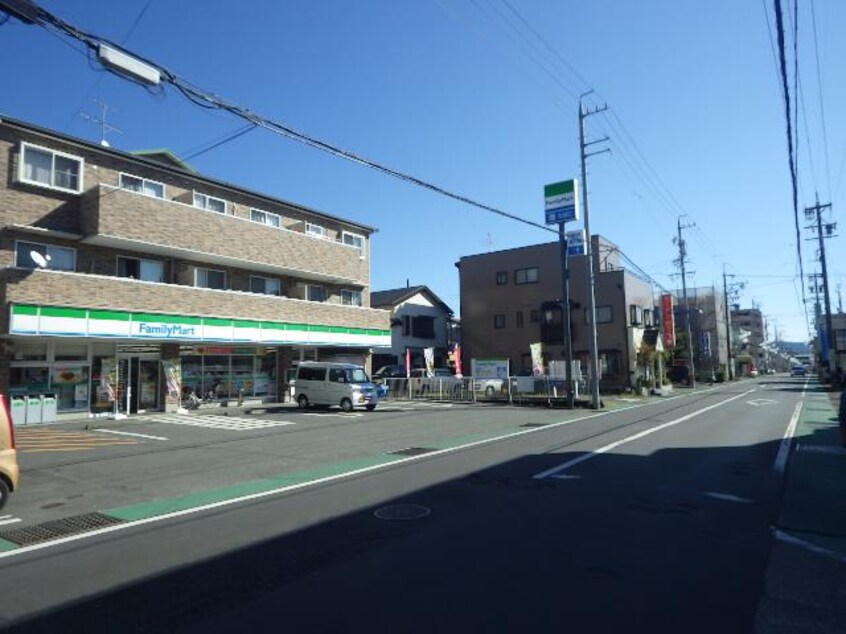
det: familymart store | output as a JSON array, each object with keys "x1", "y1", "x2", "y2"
[{"x1": 5, "y1": 304, "x2": 390, "y2": 420}]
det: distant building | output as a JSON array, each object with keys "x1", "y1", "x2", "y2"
[
  {"x1": 370, "y1": 286, "x2": 454, "y2": 371},
  {"x1": 672, "y1": 286, "x2": 729, "y2": 378},
  {"x1": 457, "y1": 236, "x2": 656, "y2": 391},
  {"x1": 731, "y1": 307, "x2": 766, "y2": 374}
]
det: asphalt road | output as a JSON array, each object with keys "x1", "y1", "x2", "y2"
[{"x1": 0, "y1": 377, "x2": 804, "y2": 633}]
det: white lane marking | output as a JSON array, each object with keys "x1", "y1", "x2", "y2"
[
  {"x1": 747, "y1": 399, "x2": 778, "y2": 407},
  {"x1": 301, "y1": 412, "x2": 363, "y2": 418},
  {"x1": 0, "y1": 517, "x2": 22, "y2": 526},
  {"x1": 95, "y1": 429, "x2": 169, "y2": 441},
  {"x1": 533, "y1": 388, "x2": 757, "y2": 479},
  {"x1": 774, "y1": 400, "x2": 804, "y2": 473},
  {"x1": 0, "y1": 385, "x2": 732, "y2": 560},
  {"x1": 552, "y1": 474, "x2": 582, "y2": 480},
  {"x1": 773, "y1": 528, "x2": 846, "y2": 564},
  {"x1": 704, "y1": 491, "x2": 755, "y2": 504}
]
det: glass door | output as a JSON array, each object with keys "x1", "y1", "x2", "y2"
[{"x1": 117, "y1": 357, "x2": 161, "y2": 414}]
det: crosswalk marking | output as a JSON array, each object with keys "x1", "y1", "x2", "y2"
[
  {"x1": 0, "y1": 515, "x2": 22, "y2": 527},
  {"x1": 15, "y1": 429, "x2": 142, "y2": 453},
  {"x1": 141, "y1": 414, "x2": 294, "y2": 431}
]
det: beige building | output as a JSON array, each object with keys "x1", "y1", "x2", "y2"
[
  {"x1": 0, "y1": 115, "x2": 390, "y2": 417},
  {"x1": 457, "y1": 236, "x2": 656, "y2": 391}
]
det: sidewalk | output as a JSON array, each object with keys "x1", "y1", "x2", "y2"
[{"x1": 755, "y1": 382, "x2": 846, "y2": 633}]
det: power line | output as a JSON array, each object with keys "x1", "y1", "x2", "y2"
[
  {"x1": 810, "y1": 0, "x2": 832, "y2": 199},
  {"x1": 180, "y1": 123, "x2": 257, "y2": 161}
]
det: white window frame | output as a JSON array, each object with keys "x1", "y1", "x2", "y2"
[
  {"x1": 194, "y1": 267, "x2": 227, "y2": 290},
  {"x1": 116, "y1": 255, "x2": 165, "y2": 283},
  {"x1": 250, "y1": 208, "x2": 281, "y2": 228},
  {"x1": 305, "y1": 222, "x2": 326, "y2": 238},
  {"x1": 14, "y1": 240, "x2": 76, "y2": 271},
  {"x1": 18, "y1": 142, "x2": 84, "y2": 194},
  {"x1": 514, "y1": 267, "x2": 539, "y2": 285},
  {"x1": 341, "y1": 289, "x2": 362, "y2": 307},
  {"x1": 305, "y1": 284, "x2": 325, "y2": 302},
  {"x1": 193, "y1": 191, "x2": 227, "y2": 214},
  {"x1": 341, "y1": 231, "x2": 365, "y2": 258},
  {"x1": 250, "y1": 275, "x2": 281, "y2": 296},
  {"x1": 119, "y1": 172, "x2": 165, "y2": 199}
]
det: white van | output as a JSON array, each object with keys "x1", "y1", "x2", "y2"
[{"x1": 292, "y1": 362, "x2": 379, "y2": 412}]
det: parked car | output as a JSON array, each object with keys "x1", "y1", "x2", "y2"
[
  {"x1": 790, "y1": 365, "x2": 806, "y2": 377},
  {"x1": 0, "y1": 394, "x2": 19, "y2": 511},
  {"x1": 410, "y1": 368, "x2": 462, "y2": 396},
  {"x1": 748, "y1": 368, "x2": 759, "y2": 378},
  {"x1": 372, "y1": 365, "x2": 407, "y2": 382},
  {"x1": 475, "y1": 378, "x2": 506, "y2": 397},
  {"x1": 292, "y1": 362, "x2": 378, "y2": 411}
]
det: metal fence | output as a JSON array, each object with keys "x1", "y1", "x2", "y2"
[{"x1": 378, "y1": 376, "x2": 587, "y2": 405}]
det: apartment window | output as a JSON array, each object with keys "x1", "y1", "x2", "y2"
[
  {"x1": 600, "y1": 351, "x2": 622, "y2": 377},
  {"x1": 402, "y1": 315, "x2": 411, "y2": 336},
  {"x1": 195, "y1": 267, "x2": 226, "y2": 290},
  {"x1": 629, "y1": 305, "x2": 642, "y2": 325},
  {"x1": 250, "y1": 209, "x2": 281, "y2": 228},
  {"x1": 341, "y1": 289, "x2": 363, "y2": 307},
  {"x1": 516, "y1": 311, "x2": 524, "y2": 328},
  {"x1": 514, "y1": 267, "x2": 539, "y2": 285},
  {"x1": 119, "y1": 173, "x2": 164, "y2": 199},
  {"x1": 496, "y1": 271, "x2": 508, "y2": 285},
  {"x1": 117, "y1": 256, "x2": 164, "y2": 283},
  {"x1": 585, "y1": 305, "x2": 613, "y2": 324},
  {"x1": 306, "y1": 222, "x2": 326, "y2": 238},
  {"x1": 250, "y1": 276, "x2": 281, "y2": 296},
  {"x1": 305, "y1": 284, "x2": 325, "y2": 302},
  {"x1": 19, "y1": 142, "x2": 83, "y2": 193},
  {"x1": 15, "y1": 240, "x2": 75, "y2": 271},
  {"x1": 342, "y1": 231, "x2": 365, "y2": 256},
  {"x1": 193, "y1": 192, "x2": 226, "y2": 213},
  {"x1": 494, "y1": 314, "x2": 506, "y2": 329},
  {"x1": 643, "y1": 308, "x2": 653, "y2": 327},
  {"x1": 530, "y1": 309, "x2": 540, "y2": 323}
]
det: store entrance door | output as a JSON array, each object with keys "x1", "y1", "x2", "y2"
[{"x1": 117, "y1": 356, "x2": 161, "y2": 414}]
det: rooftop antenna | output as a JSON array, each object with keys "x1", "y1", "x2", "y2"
[{"x1": 80, "y1": 98, "x2": 122, "y2": 147}]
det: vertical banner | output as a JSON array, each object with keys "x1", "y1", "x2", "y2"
[
  {"x1": 405, "y1": 348, "x2": 411, "y2": 378},
  {"x1": 424, "y1": 347, "x2": 435, "y2": 377},
  {"x1": 530, "y1": 342, "x2": 545, "y2": 376},
  {"x1": 453, "y1": 344, "x2": 463, "y2": 378},
  {"x1": 99, "y1": 358, "x2": 117, "y2": 403},
  {"x1": 162, "y1": 358, "x2": 182, "y2": 405},
  {"x1": 661, "y1": 294, "x2": 675, "y2": 348}
]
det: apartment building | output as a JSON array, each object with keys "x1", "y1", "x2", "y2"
[
  {"x1": 0, "y1": 115, "x2": 390, "y2": 417},
  {"x1": 457, "y1": 236, "x2": 656, "y2": 391},
  {"x1": 731, "y1": 306, "x2": 766, "y2": 373},
  {"x1": 672, "y1": 287, "x2": 729, "y2": 378}
]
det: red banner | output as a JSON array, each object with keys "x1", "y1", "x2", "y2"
[{"x1": 661, "y1": 294, "x2": 675, "y2": 348}]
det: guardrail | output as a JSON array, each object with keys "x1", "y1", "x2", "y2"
[{"x1": 377, "y1": 376, "x2": 587, "y2": 405}]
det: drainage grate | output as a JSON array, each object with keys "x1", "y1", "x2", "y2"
[
  {"x1": 387, "y1": 447, "x2": 438, "y2": 457},
  {"x1": 519, "y1": 423, "x2": 551, "y2": 428},
  {"x1": 0, "y1": 512, "x2": 124, "y2": 546}
]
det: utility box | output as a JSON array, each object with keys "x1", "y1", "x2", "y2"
[
  {"x1": 41, "y1": 393, "x2": 57, "y2": 424},
  {"x1": 10, "y1": 396, "x2": 27, "y2": 427},
  {"x1": 25, "y1": 394, "x2": 43, "y2": 424}
]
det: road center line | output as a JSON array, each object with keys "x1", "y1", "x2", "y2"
[
  {"x1": 94, "y1": 429, "x2": 169, "y2": 441},
  {"x1": 533, "y1": 388, "x2": 757, "y2": 479},
  {"x1": 773, "y1": 380, "x2": 806, "y2": 473}
]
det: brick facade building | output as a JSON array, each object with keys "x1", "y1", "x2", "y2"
[{"x1": 0, "y1": 115, "x2": 390, "y2": 417}]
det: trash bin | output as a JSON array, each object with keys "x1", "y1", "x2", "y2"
[
  {"x1": 10, "y1": 396, "x2": 27, "y2": 427},
  {"x1": 25, "y1": 394, "x2": 43, "y2": 424},
  {"x1": 41, "y1": 393, "x2": 57, "y2": 424}
]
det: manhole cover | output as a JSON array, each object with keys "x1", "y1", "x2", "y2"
[{"x1": 373, "y1": 504, "x2": 431, "y2": 521}]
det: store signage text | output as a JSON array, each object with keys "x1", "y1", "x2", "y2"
[{"x1": 138, "y1": 322, "x2": 197, "y2": 338}]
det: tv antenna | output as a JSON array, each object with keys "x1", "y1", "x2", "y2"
[{"x1": 80, "y1": 99, "x2": 122, "y2": 147}]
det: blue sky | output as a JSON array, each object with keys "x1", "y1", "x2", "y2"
[{"x1": 2, "y1": 0, "x2": 844, "y2": 342}]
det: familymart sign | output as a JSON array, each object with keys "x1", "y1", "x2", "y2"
[
  {"x1": 544, "y1": 179, "x2": 580, "y2": 225},
  {"x1": 10, "y1": 304, "x2": 391, "y2": 348}
]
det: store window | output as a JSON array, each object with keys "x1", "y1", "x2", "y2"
[
  {"x1": 180, "y1": 348, "x2": 276, "y2": 400},
  {"x1": 12, "y1": 342, "x2": 47, "y2": 361},
  {"x1": 54, "y1": 343, "x2": 88, "y2": 361},
  {"x1": 9, "y1": 367, "x2": 49, "y2": 396},
  {"x1": 51, "y1": 365, "x2": 90, "y2": 411}
]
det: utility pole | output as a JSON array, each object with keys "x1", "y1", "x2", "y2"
[
  {"x1": 722, "y1": 266, "x2": 745, "y2": 381},
  {"x1": 559, "y1": 230, "x2": 574, "y2": 408},
  {"x1": 676, "y1": 217, "x2": 696, "y2": 388},
  {"x1": 579, "y1": 92, "x2": 610, "y2": 409},
  {"x1": 804, "y1": 198, "x2": 836, "y2": 378}
]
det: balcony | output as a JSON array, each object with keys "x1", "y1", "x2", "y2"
[
  {"x1": 79, "y1": 185, "x2": 367, "y2": 284},
  {"x1": 1, "y1": 268, "x2": 390, "y2": 338}
]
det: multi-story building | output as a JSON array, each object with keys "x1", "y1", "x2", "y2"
[
  {"x1": 370, "y1": 285, "x2": 454, "y2": 370},
  {"x1": 457, "y1": 236, "x2": 656, "y2": 391},
  {"x1": 0, "y1": 115, "x2": 390, "y2": 417},
  {"x1": 730, "y1": 306, "x2": 766, "y2": 374},
  {"x1": 672, "y1": 286, "x2": 729, "y2": 378}
]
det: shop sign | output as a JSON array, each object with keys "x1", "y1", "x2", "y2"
[
  {"x1": 471, "y1": 358, "x2": 509, "y2": 380},
  {"x1": 544, "y1": 179, "x2": 579, "y2": 225},
  {"x1": 135, "y1": 322, "x2": 200, "y2": 339}
]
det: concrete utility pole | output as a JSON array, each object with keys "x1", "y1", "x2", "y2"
[
  {"x1": 578, "y1": 92, "x2": 609, "y2": 409},
  {"x1": 559, "y1": 230, "x2": 574, "y2": 408},
  {"x1": 804, "y1": 198, "x2": 836, "y2": 377},
  {"x1": 676, "y1": 217, "x2": 696, "y2": 388},
  {"x1": 722, "y1": 267, "x2": 744, "y2": 381}
]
